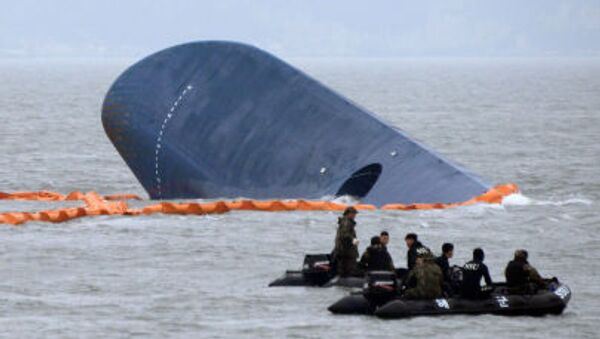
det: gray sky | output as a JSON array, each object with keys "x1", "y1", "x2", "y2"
[{"x1": 1, "y1": 0, "x2": 600, "y2": 58}]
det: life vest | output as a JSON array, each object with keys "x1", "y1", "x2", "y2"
[{"x1": 505, "y1": 260, "x2": 529, "y2": 287}]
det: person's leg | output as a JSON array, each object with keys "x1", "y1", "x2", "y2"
[
  {"x1": 403, "y1": 288, "x2": 418, "y2": 299},
  {"x1": 337, "y1": 257, "x2": 352, "y2": 277}
]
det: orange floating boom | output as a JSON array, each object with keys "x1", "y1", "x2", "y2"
[{"x1": 0, "y1": 183, "x2": 519, "y2": 226}]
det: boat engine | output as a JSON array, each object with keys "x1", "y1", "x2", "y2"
[
  {"x1": 364, "y1": 271, "x2": 398, "y2": 307},
  {"x1": 302, "y1": 254, "x2": 334, "y2": 286}
]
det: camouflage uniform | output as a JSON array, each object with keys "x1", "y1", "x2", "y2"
[
  {"x1": 515, "y1": 264, "x2": 547, "y2": 293},
  {"x1": 526, "y1": 264, "x2": 546, "y2": 287},
  {"x1": 505, "y1": 258, "x2": 547, "y2": 294},
  {"x1": 403, "y1": 258, "x2": 444, "y2": 299},
  {"x1": 333, "y1": 216, "x2": 359, "y2": 277}
]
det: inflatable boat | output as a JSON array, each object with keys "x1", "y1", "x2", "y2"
[
  {"x1": 328, "y1": 271, "x2": 572, "y2": 318},
  {"x1": 268, "y1": 254, "x2": 364, "y2": 288},
  {"x1": 269, "y1": 254, "x2": 408, "y2": 288}
]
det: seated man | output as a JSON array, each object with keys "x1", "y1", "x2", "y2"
[
  {"x1": 505, "y1": 249, "x2": 547, "y2": 294},
  {"x1": 403, "y1": 249, "x2": 444, "y2": 299},
  {"x1": 435, "y1": 243, "x2": 454, "y2": 283},
  {"x1": 359, "y1": 236, "x2": 395, "y2": 272},
  {"x1": 380, "y1": 231, "x2": 390, "y2": 248},
  {"x1": 460, "y1": 248, "x2": 493, "y2": 299},
  {"x1": 405, "y1": 233, "x2": 429, "y2": 271}
]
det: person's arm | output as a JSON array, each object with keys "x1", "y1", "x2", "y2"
[
  {"x1": 483, "y1": 264, "x2": 492, "y2": 285},
  {"x1": 407, "y1": 249, "x2": 415, "y2": 270},
  {"x1": 439, "y1": 269, "x2": 444, "y2": 289},
  {"x1": 404, "y1": 269, "x2": 417, "y2": 288},
  {"x1": 386, "y1": 251, "x2": 395, "y2": 271},
  {"x1": 526, "y1": 265, "x2": 545, "y2": 285},
  {"x1": 440, "y1": 259, "x2": 450, "y2": 280},
  {"x1": 359, "y1": 250, "x2": 369, "y2": 269}
]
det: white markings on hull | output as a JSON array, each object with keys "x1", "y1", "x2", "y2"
[{"x1": 154, "y1": 84, "x2": 194, "y2": 198}]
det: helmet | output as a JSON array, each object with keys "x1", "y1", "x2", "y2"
[
  {"x1": 343, "y1": 206, "x2": 358, "y2": 216},
  {"x1": 514, "y1": 249, "x2": 528, "y2": 261}
]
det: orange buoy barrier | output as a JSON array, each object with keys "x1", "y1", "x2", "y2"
[
  {"x1": 381, "y1": 183, "x2": 520, "y2": 210},
  {"x1": 0, "y1": 191, "x2": 71, "y2": 201},
  {"x1": 134, "y1": 201, "x2": 231, "y2": 216},
  {"x1": 104, "y1": 194, "x2": 143, "y2": 201},
  {"x1": 0, "y1": 183, "x2": 518, "y2": 225},
  {"x1": 219, "y1": 199, "x2": 376, "y2": 212}
]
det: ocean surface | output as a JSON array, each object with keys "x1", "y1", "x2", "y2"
[{"x1": 0, "y1": 57, "x2": 599, "y2": 338}]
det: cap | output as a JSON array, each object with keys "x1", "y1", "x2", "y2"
[
  {"x1": 514, "y1": 249, "x2": 528, "y2": 260},
  {"x1": 343, "y1": 206, "x2": 358, "y2": 215}
]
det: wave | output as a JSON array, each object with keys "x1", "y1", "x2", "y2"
[
  {"x1": 502, "y1": 193, "x2": 593, "y2": 207},
  {"x1": 328, "y1": 195, "x2": 361, "y2": 206},
  {"x1": 328, "y1": 192, "x2": 593, "y2": 211}
]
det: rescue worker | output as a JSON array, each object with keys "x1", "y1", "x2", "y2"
[
  {"x1": 359, "y1": 236, "x2": 395, "y2": 272},
  {"x1": 405, "y1": 233, "x2": 428, "y2": 270},
  {"x1": 505, "y1": 249, "x2": 547, "y2": 294},
  {"x1": 460, "y1": 248, "x2": 493, "y2": 299},
  {"x1": 333, "y1": 207, "x2": 360, "y2": 277},
  {"x1": 403, "y1": 249, "x2": 444, "y2": 299},
  {"x1": 380, "y1": 231, "x2": 390, "y2": 247},
  {"x1": 435, "y1": 243, "x2": 454, "y2": 282}
]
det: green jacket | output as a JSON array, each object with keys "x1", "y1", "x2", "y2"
[
  {"x1": 404, "y1": 261, "x2": 444, "y2": 299},
  {"x1": 334, "y1": 217, "x2": 358, "y2": 259},
  {"x1": 526, "y1": 264, "x2": 546, "y2": 287}
]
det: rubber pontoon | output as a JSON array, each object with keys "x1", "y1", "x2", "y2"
[
  {"x1": 268, "y1": 254, "x2": 365, "y2": 288},
  {"x1": 328, "y1": 271, "x2": 572, "y2": 318}
]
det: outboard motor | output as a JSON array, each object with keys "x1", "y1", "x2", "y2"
[
  {"x1": 302, "y1": 254, "x2": 334, "y2": 286},
  {"x1": 363, "y1": 271, "x2": 398, "y2": 307}
]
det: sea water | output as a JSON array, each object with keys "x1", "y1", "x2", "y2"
[{"x1": 0, "y1": 57, "x2": 599, "y2": 338}]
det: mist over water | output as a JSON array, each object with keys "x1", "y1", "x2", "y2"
[{"x1": 0, "y1": 58, "x2": 599, "y2": 338}]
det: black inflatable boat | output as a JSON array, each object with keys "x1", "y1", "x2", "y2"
[
  {"x1": 268, "y1": 254, "x2": 365, "y2": 288},
  {"x1": 328, "y1": 271, "x2": 572, "y2": 318}
]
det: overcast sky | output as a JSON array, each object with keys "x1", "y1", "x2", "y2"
[{"x1": 1, "y1": 0, "x2": 599, "y2": 58}]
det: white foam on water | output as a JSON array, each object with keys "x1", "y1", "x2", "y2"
[
  {"x1": 539, "y1": 197, "x2": 594, "y2": 206},
  {"x1": 502, "y1": 193, "x2": 593, "y2": 207},
  {"x1": 501, "y1": 193, "x2": 532, "y2": 206},
  {"x1": 328, "y1": 195, "x2": 361, "y2": 205}
]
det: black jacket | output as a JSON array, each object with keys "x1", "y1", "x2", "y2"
[
  {"x1": 360, "y1": 245, "x2": 394, "y2": 272},
  {"x1": 407, "y1": 241, "x2": 427, "y2": 270},
  {"x1": 435, "y1": 255, "x2": 450, "y2": 282},
  {"x1": 505, "y1": 260, "x2": 528, "y2": 287},
  {"x1": 460, "y1": 260, "x2": 492, "y2": 298}
]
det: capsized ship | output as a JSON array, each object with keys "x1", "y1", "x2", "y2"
[{"x1": 102, "y1": 41, "x2": 490, "y2": 206}]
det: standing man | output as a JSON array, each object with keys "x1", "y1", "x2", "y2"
[{"x1": 333, "y1": 207, "x2": 360, "y2": 277}]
